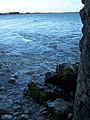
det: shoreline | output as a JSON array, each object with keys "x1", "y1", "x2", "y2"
[
  {"x1": 0, "y1": 12, "x2": 79, "y2": 16},
  {"x1": 0, "y1": 44, "x2": 79, "y2": 119}
]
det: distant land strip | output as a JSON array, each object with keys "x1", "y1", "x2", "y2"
[{"x1": 0, "y1": 12, "x2": 79, "y2": 15}]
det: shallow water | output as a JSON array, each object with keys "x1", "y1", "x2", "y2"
[{"x1": 0, "y1": 13, "x2": 82, "y2": 73}]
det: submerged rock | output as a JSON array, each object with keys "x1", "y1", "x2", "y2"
[{"x1": 47, "y1": 98, "x2": 73, "y2": 120}]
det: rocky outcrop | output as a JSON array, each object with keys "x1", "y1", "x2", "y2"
[
  {"x1": 27, "y1": 82, "x2": 69, "y2": 104},
  {"x1": 27, "y1": 62, "x2": 79, "y2": 120},
  {"x1": 73, "y1": 0, "x2": 90, "y2": 120}
]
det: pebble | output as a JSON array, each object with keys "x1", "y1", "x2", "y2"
[{"x1": 67, "y1": 113, "x2": 73, "y2": 120}]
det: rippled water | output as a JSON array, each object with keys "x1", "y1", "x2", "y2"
[{"x1": 0, "y1": 13, "x2": 82, "y2": 71}]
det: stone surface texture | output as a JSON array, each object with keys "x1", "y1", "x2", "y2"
[{"x1": 73, "y1": 0, "x2": 90, "y2": 120}]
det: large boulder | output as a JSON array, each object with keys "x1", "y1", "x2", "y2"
[{"x1": 45, "y1": 63, "x2": 79, "y2": 95}]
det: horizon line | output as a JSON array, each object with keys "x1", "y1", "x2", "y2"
[{"x1": 0, "y1": 11, "x2": 79, "y2": 15}]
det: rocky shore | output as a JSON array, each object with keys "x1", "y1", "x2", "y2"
[
  {"x1": 0, "y1": 47, "x2": 49, "y2": 120},
  {"x1": 0, "y1": 45, "x2": 79, "y2": 120},
  {"x1": 27, "y1": 62, "x2": 79, "y2": 120}
]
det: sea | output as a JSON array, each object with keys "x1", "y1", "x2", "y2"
[{"x1": 0, "y1": 13, "x2": 82, "y2": 73}]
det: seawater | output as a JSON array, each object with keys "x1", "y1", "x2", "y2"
[{"x1": 0, "y1": 13, "x2": 82, "y2": 68}]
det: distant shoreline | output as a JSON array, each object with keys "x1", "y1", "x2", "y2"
[{"x1": 0, "y1": 12, "x2": 79, "y2": 15}]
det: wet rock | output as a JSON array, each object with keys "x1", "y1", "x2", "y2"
[
  {"x1": 8, "y1": 78, "x2": 16, "y2": 84},
  {"x1": 85, "y1": 0, "x2": 90, "y2": 16},
  {"x1": 45, "y1": 63, "x2": 79, "y2": 95},
  {"x1": 1, "y1": 114, "x2": 13, "y2": 120},
  {"x1": 56, "y1": 63, "x2": 78, "y2": 93},
  {"x1": 82, "y1": 0, "x2": 85, "y2": 4},
  {"x1": 28, "y1": 82, "x2": 69, "y2": 103},
  {"x1": 45, "y1": 72, "x2": 57, "y2": 82},
  {"x1": 47, "y1": 98, "x2": 73, "y2": 120}
]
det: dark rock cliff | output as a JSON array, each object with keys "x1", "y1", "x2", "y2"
[{"x1": 73, "y1": 0, "x2": 90, "y2": 120}]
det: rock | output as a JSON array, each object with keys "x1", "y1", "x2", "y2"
[
  {"x1": 80, "y1": 7, "x2": 86, "y2": 24},
  {"x1": 28, "y1": 82, "x2": 69, "y2": 103},
  {"x1": 82, "y1": 0, "x2": 85, "y2": 4},
  {"x1": 67, "y1": 113, "x2": 73, "y2": 120},
  {"x1": 73, "y1": 1, "x2": 90, "y2": 119},
  {"x1": 45, "y1": 72, "x2": 57, "y2": 84},
  {"x1": 8, "y1": 78, "x2": 16, "y2": 84},
  {"x1": 56, "y1": 63, "x2": 78, "y2": 82},
  {"x1": 0, "y1": 108, "x2": 8, "y2": 117},
  {"x1": 85, "y1": 0, "x2": 90, "y2": 16},
  {"x1": 19, "y1": 114, "x2": 30, "y2": 120},
  {"x1": 47, "y1": 98, "x2": 73, "y2": 120},
  {"x1": 45, "y1": 63, "x2": 79, "y2": 95},
  {"x1": 1, "y1": 114, "x2": 13, "y2": 120}
]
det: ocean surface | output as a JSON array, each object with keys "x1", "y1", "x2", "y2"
[{"x1": 0, "y1": 13, "x2": 82, "y2": 73}]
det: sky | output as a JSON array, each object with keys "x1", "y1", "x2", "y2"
[{"x1": 0, "y1": 0, "x2": 84, "y2": 13}]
